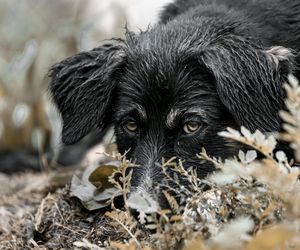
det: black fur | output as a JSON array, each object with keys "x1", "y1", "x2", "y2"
[
  {"x1": 49, "y1": 0, "x2": 300, "y2": 205},
  {"x1": 49, "y1": 43, "x2": 125, "y2": 144}
]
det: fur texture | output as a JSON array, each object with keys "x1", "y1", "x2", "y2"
[{"x1": 49, "y1": 0, "x2": 300, "y2": 205}]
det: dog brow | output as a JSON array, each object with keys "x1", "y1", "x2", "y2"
[
  {"x1": 166, "y1": 107, "x2": 206, "y2": 128},
  {"x1": 184, "y1": 107, "x2": 207, "y2": 117},
  {"x1": 166, "y1": 108, "x2": 181, "y2": 128},
  {"x1": 117, "y1": 104, "x2": 147, "y2": 121}
]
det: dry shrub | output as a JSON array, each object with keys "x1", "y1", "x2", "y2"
[{"x1": 98, "y1": 75, "x2": 300, "y2": 250}]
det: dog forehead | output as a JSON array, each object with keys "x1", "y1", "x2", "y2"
[
  {"x1": 119, "y1": 59, "x2": 212, "y2": 96},
  {"x1": 116, "y1": 83, "x2": 216, "y2": 123},
  {"x1": 117, "y1": 77, "x2": 207, "y2": 108},
  {"x1": 116, "y1": 42, "x2": 221, "y2": 121}
]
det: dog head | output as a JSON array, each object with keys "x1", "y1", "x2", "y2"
[{"x1": 49, "y1": 21, "x2": 295, "y2": 205}]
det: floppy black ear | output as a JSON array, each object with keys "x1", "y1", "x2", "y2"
[
  {"x1": 49, "y1": 42, "x2": 125, "y2": 145},
  {"x1": 201, "y1": 44, "x2": 295, "y2": 132}
]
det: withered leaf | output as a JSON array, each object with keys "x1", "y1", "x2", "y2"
[
  {"x1": 70, "y1": 160, "x2": 122, "y2": 210},
  {"x1": 93, "y1": 187, "x2": 121, "y2": 202},
  {"x1": 89, "y1": 165, "x2": 119, "y2": 188}
]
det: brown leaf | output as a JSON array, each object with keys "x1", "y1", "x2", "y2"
[
  {"x1": 89, "y1": 165, "x2": 119, "y2": 188},
  {"x1": 70, "y1": 160, "x2": 122, "y2": 210}
]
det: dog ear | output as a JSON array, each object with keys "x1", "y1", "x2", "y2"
[
  {"x1": 49, "y1": 42, "x2": 125, "y2": 145},
  {"x1": 201, "y1": 44, "x2": 295, "y2": 132}
]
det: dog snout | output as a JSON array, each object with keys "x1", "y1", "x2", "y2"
[
  {"x1": 127, "y1": 156, "x2": 178, "y2": 212},
  {"x1": 129, "y1": 159, "x2": 163, "y2": 194}
]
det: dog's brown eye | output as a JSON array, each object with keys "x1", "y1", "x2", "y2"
[
  {"x1": 183, "y1": 121, "x2": 201, "y2": 134},
  {"x1": 126, "y1": 121, "x2": 138, "y2": 132}
]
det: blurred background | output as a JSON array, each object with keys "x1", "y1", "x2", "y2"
[{"x1": 0, "y1": 0, "x2": 172, "y2": 173}]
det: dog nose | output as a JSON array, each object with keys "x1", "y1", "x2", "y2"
[{"x1": 127, "y1": 189, "x2": 160, "y2": 213}]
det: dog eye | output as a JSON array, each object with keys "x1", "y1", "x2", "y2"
[
  {"x1": 125, "y1": 121, "x2": 139, "y2": 133},
  {"x1": 183, "y1": 121, "x2": 201, "y2": 134}
]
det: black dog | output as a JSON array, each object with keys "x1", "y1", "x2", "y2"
[{"x1": 49, "y1": 0, "x2": 300, "y2": 205}]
